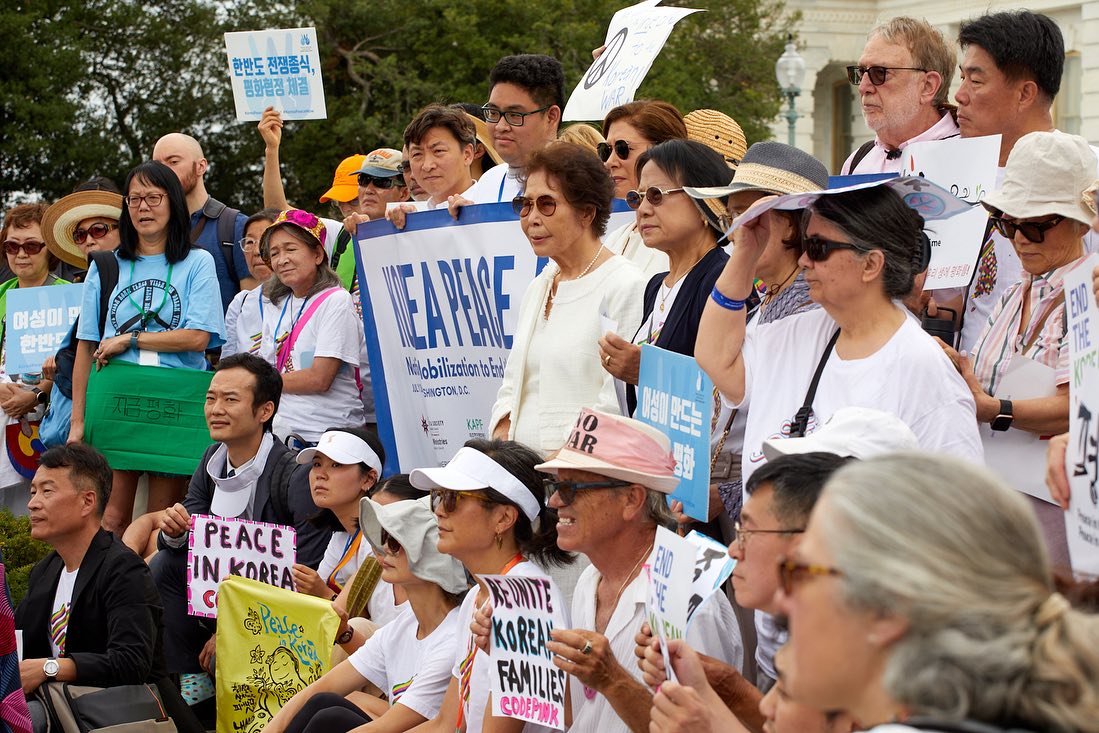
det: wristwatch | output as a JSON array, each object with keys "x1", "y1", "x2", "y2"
[
  {"x1": 43, "y1": 657, "x2": 60, "y2": 680},
  {"x1": 990, "y1": 399, "x2": 1014, "y2": 432},
  {"x1": 31, "y1": 387, "x2": 47, "y2": 405},
  {"x1": 334, "y1": 627, "x2": 354, "y2": 645},
  {"x1": 130, "y1": 331, "x2": 140, "y2": 350}
]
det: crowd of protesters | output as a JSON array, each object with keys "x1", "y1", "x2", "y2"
[{"x1": 5, "y1": 8, "x2": 1099, "y2": 733}]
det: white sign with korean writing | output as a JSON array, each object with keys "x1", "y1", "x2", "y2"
[
  {"x1": 562, "y1": 0, "x2": 701, "y2": 122},
  {"x1": 225, "y1": 27, "x2": 326, "y2": 122}
]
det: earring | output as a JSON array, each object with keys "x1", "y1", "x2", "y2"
[
  {"x1": 867, "y1": 632, "x2": 880, "y2": 645},
  {"x1": 494, "y1": 532, "x2": 503, "y2": 550}
]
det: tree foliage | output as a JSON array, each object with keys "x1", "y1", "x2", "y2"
[{"x1": 1, "y1": 0, "x2": 795, "y2": 212}]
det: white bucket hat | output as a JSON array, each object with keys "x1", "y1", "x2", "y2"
[{"x1": 359, "y1": 496, "x2": 468, "y2": 594}]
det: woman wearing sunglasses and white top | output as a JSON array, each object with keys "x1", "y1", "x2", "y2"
[
  {"x1": 490, "y1": 142, "x2": 645, "y2": 453},
  {"x1": 695, "y1": 178, "x2": 983, "y2": 490}
]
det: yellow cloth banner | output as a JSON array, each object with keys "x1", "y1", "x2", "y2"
[{"x1": 215, "y1": 575, "x2": 339, "y2": 733}]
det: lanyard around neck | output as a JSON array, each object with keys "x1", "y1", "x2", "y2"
[
  {"x1": 126, "y1": 259, "x2": 172, "y2": 330},
  {"x1": 273, "y1": 293, "x2": 310, "y2": 345}
]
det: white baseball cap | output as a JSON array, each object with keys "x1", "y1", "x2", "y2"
[{"x1": 762, "y1": 407, "x2": 919, "y2": 461}]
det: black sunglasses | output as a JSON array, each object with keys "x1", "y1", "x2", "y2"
[
  {"x1": 989, "y1": 214, "x2": 1066, "y2": 243},
  {"x1": 625, "y1": 186, "x2": 685, "y2": 210},
  {"x1": 597, "y1": 140, "x2": 632, "y2": 163},
  {"x1": 2, "y1": 240, "x2": 47, "y2": 256},
  {"x1": 358, "y1": 173, "x2": 403, "y2": 189},
  {"x1": 512, "y1": 194, "x2": 557, "y2": 218},
  {"x1": 802, "y1": 235, "x2": 865, "y2": 262},
  {"x1": 543, "y1": 478, "x2": 632, "y2": 506},
  {"x1": 845, "y1": 65, "x2": 927, "y2": 86},
  {"x1": 379, "y1": 529, "x2": 402, "y2": 555}
]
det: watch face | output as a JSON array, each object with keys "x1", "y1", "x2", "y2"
[{"x1": 43, "y1": 658, "x2": 60, "y2": 677}]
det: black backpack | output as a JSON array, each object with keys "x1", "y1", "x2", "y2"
[{"x1": 53, "y1": 251, "x2": 120, "y2": 400}]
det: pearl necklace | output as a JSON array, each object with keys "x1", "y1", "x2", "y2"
[{"x1": 544, "y1": 245, "x2": 605, "y2": 320}]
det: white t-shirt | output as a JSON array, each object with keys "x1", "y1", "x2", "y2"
[
  {"x1": 348, "y1": 606, "x2": 461, "y2": 719},
  {"x1": 368, "y1": 579, "x2": 408, "y2": 628},
  {"x1": 463, "y1": 164, "x2": 521, "y2": 204},
  {"x1": 317, "y1": 530, "x2": 370, "y2": 591},
  {"x1": 568, "y1": 561, "x2": 743, "y2": 733},
  {"x1": 222, "y1": 286, "x2": 269, "y2": 358},
  {"x1": 450, "y1": 560, "x2": 565, "y2": 733},
  {"x1": 259, "y1": 288, "x2": 365, "y2": 442},
  {"x1": 49, "y1": 567, "x2": 79, "y2": 657},
  {"x1": 733, "y1": 307, "x2": 984, "y2": 485}
]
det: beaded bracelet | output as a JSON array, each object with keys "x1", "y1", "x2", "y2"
[{"x1": 710, "y1": 286, "x2": 747, "y2": 311}]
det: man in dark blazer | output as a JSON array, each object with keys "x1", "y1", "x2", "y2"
[
  {"x1": 149, "y1": 353, "x2": 330, "y2": 675},
  {"x1": 15, "y1": 443, "x2": 201, "y2": 733}
]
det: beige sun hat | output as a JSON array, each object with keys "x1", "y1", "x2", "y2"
[
  {"x1": 41, "y1": 191, "x2": 123, "y2": 269},
  {"x1": 684, "y1": 109, "x2": 748, "y2": 169},
  {"x1": 982, "y1": 131, "x2": 1098, "y2": 227}
]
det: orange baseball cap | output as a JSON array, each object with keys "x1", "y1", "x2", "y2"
[{"x1": 319, "y1": 154, "x2": 366, "y2": 203}]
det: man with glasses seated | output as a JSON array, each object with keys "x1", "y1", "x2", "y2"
[
  {"x1": 535, "y1": 408, "x2": 743, "y2": 733},
  {"x1": 840, "y1": 17, "x2": 958, "y2": 175},
  {"x1": 459, "y1": 54, "x2": 564, "y2": 206}
]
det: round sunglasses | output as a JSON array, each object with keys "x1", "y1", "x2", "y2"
[
  {"x1": 597, "y1": 140, "x2": 633, "y2": 163},
  {"x1": 72, "y1": 222, "x2": 118, "y2": 245},
  {"x1": 625, "y1": 186, "x2": 685, "y2": 210},
  {"x1": 512, "y1": 194, "x2": 557, "y2": 218}
]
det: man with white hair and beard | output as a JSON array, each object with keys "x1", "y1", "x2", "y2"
[
  {"x1": 153, "y1": 132, "x2": 254, "y2": 310},
  {"x1": 841, "y1": 17, "x2": 959, "y2": 174}
]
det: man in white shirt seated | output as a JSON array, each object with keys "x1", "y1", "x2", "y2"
[
  {"x1": 840, "y1": 17, "x2": 959, "y2": 174},
  {"x1": 536, "y1": 408, "x2": 743, "y2": 733}
]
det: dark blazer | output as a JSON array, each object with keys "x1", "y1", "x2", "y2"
[
  {"x1": 17, "y1": 529, "x2": 166, "y2": 686},
  {"x1": 628, "y1": 246, "x2": 730, "y2": 413},
  {"x1": 158, "y1": 438, "x2": 330, "y2": 568}
]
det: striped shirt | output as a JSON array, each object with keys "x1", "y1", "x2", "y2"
[{"x1": 971, "y1": 259, "x2": 1085, "y2": 394}]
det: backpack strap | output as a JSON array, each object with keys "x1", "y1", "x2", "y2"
[
  {"x1": 267, "y1": 446, "x2": 299, "y2": 523},
  {"x1": 790, "y1": 328, "x2": 840, "y2": 438},
  {"x1": 330, "y1": 229, "x2": 351, "y2": 269},
  {"x1": 845, "y1": 140, "x2": 876, "y2": 174},
  {"x1": 88, "y1": 251, "x2": 119, "y2": 338},
  {"x1": 199, "y1": 197, "x2": 241, "y2": 282}
]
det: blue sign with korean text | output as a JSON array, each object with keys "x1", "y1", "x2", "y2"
[
  {"x1": 636, "y1": 345, "x2": 712, "y2": 522},
  {"x1": 4, "y1": 284, "x2": 83, "y2": 376},
  {"x1": 225, "y1": 27, "x2": 326, "y2": 121}
]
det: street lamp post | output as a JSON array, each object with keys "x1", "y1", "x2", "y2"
[{"x1": 775, "y1": 33, "x2": 806, "y2": 147}]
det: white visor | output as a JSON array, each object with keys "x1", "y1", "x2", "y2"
[{"x1": 409, "y1": 447, "x2": 540, "y2": 521}]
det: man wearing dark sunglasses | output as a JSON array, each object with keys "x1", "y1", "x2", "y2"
[
  {"x1": 840, "y1": 17, "x2": 959, "y2": 175},
  {"x1": 350, "y1": 148, "x2": 410, "y2": 222}
]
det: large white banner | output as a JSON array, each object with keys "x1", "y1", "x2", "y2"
[{"x1": 355, "y1": 202, "x2": 635, "y2": 472}]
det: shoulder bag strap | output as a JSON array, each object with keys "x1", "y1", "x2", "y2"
[
  {"x1": 790, "y1": 328, "x2": 840, "y2": 438},
  {"x1": 846, "y1": 140, "x2": 876, "y2": 174},
  {"x1": 276, "y1": 287, "x2": 342, "y2": 372},
  {"x1": 1020, "y1": 291, "x2": 1066, "y2": 354}
]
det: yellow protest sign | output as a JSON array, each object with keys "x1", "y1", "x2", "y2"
[{"x1": 215, "y1": 575, "x2": 339, "y2": 733}]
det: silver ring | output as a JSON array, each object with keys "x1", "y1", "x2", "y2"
[{"x1": 581, "y1": 640, "x2": 593, "y2": 655}]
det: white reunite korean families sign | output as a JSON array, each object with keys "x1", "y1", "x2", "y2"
[
  {"x1": 562, "y1": 0, "x2": 702, "y2": 121},
  {"x1": 187, "y1": 514, "x2": 297, "y2": 619},
  {"x1": 4, "y1": 284, "x2": 82, "y2": 376},
  {"x1": 636, "y1": 345, "x2": 712, "y2": 521},
  {"x1": 1063, "y1": 254, "x2": 1099, "y2": 574},
  {"x1": 482, "y1": 574, "x2": 568, "y2": 730},
  {"x1": 355, "y1": 203, "x2": 635, "y2": 473},
  {"x1": 224, "y1": 27, "x2": 326, "y2": 122}
]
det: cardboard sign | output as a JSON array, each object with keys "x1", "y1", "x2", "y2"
[
  {"x1": 1064, "y1": 255, "x2": 1099, "y2": 574},
  {"x1": 646, "y1": 527, "x2": 693, "y2": 682},
  {"x1": 483, "y1": 574, "x2": 567, "y2": 730},
  {"x1": 187, "y1": 514, "x2": 297, "y2": 619},
  {"x1": 215, "y1": 576, "x2": 338, "y2": 733},
  {"x1": 684, "y1": 530, "x2": 735, "y2": 623},
  {"x1": 562, "y1": 0, "x2": 702, "y2": 121},
  {"x1": 636, "y1": 345, "x2": 712, "y2": 521},
  {"x1": 225, "y1": 27, "x2": 326, "y2": 122},
  {"x1": 3, "y1": 284, "x2": 82, "y2": 376}
]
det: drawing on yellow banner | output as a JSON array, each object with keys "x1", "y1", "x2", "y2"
[{"x1": 215, "y1": 575, "x2": 339, "y2": 733}]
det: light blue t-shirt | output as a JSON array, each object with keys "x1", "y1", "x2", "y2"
[{"x1": 76, "y1": 249, "x2": 225, "y2": 370}]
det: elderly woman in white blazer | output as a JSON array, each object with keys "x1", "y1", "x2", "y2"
[{"x1": 490, "y1": 142, "x2": 645, "y2": 453}]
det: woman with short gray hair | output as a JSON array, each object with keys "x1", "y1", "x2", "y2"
[{"x1": 776, "y1": 452, "x2": 1099, "y2": 733}]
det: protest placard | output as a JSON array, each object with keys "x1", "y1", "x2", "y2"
[
  {"x1": 562, "y1": 0, "x2": 702, "y2": 121},
  {"x1": 354, "y1": 202, "x2": 635, "y2": 473},
  {"x1": 225, "y1": 28, "x2": 325, "y2": 122},
  {"x1": 4, "y1": 284, "x2": 82, "y2": 376},
  {"x1": 636, "y1": 345, "x2": 712, "y2": 521},
  {"x1": 646, "y1": 527, "x2": 693, "y2": 682},
  {"x1": 215, "y1": 576, "x2": 338, "y2": 733},
  {"x1": 84, "y1": 362, "x2": 212, "y2": 475},
  {"x1": 1063, "y1": 255, "x2": 1099, "y2": 574},
  {"x1": 684, "y1": 530, "x2": 735, "y2": 623},
  {"x1": 187, "y1": 514, "x2": 297, "y2": 619},
  {"x1": 482, "y1": 573, "x2": 567, "y2": 730}
]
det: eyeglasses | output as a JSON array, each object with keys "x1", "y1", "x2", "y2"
[
  {"x1": 777, "y1": 555, "x2": 842, "y2": 595},
  {"x1": 2, "y1": 240, "x2": 46, "y2": 256},
  {"x1": 430, "y1": 488, "x2": 491, "y2": 514},
  {"x1": 512, "y1": 194, "x2": 557, "y2": 218},
  {"x1": 481, "y1": 104, "x2": 551, "y2": 127},
  {"x1": 543, "y1": 478, "x2": 632, "y2": 506},
  {"x1": 597, "y1": 140, "x2": 632, "y2": 163},
  {"x1": 845, "y1": 65, "x2": 928, "y2": 86},
  {"x1": 625, "y1": 186, "x2": 686, "y2": 210},
  {"x1": 237, "y1": 237, "x2": 260, "y2": 253},
  {"x1": 733, "y1": 520, "x2": 804, "y2": 553},
  {"x1": 802, "y1": 235, "x2": 866, "y2": 262},
  {"x1": 989, "y1": 213, "x2": 1066, "y2": 243},
  {"x1": 124, "y1": 193, "x2": 165, "y2": 208},
  {"x1": 72, "y1": 223, "x2": 117, "y2": 245},
  {"x1": 358, "y1": 173, "x2": 403, "y2": 190},
  {"x1": 379, "y1": 529, "x2": 402, "y2": 555}
]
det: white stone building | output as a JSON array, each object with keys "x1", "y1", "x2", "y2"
[{"x1": 773, "y1": 0, "x2": 1098, "y2": 171}]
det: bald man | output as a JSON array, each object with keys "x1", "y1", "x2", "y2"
[{"x1": 153, "y1": 133, "x2": 254, "y2": 311}]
